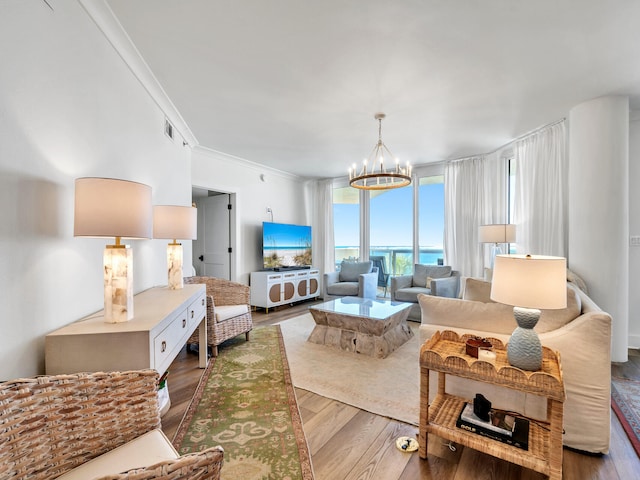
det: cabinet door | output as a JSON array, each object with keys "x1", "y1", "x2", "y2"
[
  {"x1": 297, "y1": 279, "x2": 308, "y2": 298},
  {"x1": 283, "y1": 273, "x2": 296, "y2": 301},
  {"x1": 268, "y1": 283, "x2": 282, "y2": 304},
  {"x1": 309, "y1": 277, "x2": 319, "y2": 296},
  {"x1": 309, "y1": 270, "x2": 320, "y2": 297}
]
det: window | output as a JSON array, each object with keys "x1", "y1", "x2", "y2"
[
  {"x1": 333, "y1": 185, "x2": 359, "y2": 267},
  {"x1": 331, "y1": 164, "x2": 445, "y2": 297}
]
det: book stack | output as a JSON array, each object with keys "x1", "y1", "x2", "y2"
[{"x1": 456, "y1": 403, "x2": 530, "y2": 450}]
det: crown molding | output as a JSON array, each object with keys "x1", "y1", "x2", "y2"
[
  {"x1": 193, "y1": 145, "x2": 305, "y2": 181},
  {"x1": 78, "y1": 0, "x2": 198, "y2": 147}
]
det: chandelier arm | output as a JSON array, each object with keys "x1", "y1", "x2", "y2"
[
  {"x1": 363, "y1": 144, "x2": 379, "y2": 175},
  {"x1": 350, "y1": 112, "x2": 411, "y2": 190}
]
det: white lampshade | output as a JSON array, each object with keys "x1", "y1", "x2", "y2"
[
  {"x1": 74, "y1": 177, "x2": 152, "y2": 323},
  {"x1": 153, "y1": 205, "x2": 197, "y2": 290},
  {"x1": 74, "y1": 178, "x2": 153, "y2": 239},
  {"x1": 153, "y1": 205, "x2": 198, "y2": 240},
  {"x1": 478, "y1": 224, "x2": 516, "y2": 244},
  {"x1": 490, "y1": 254, "x2": 567, "y2": 309}
]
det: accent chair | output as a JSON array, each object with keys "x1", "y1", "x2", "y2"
[
  {"x1": 370, "y1": 255, "x2": 391, "y2": 296},
  {"x1": 390, "y1": 264, "x2": 460, "y2": 321},
  {"x1": 0, "y1": 369, "x2": 224, "y2": 480},
  {"x1": 184, "y1": 276, "x2": 253, "y2": 356},
  {"x1": 323, "y1": 260, "x2": 379, "y2": 300}
]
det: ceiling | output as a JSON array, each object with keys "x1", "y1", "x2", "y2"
[{"x1": 106, "y1": 0, "x2": 640, "y2": 179}]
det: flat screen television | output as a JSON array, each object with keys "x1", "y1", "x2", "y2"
[{"x1": 262, "y1": 221, "x2": 312, "y2": 269}]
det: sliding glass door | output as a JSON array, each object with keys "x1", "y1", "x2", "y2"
[
  {"x1": 369, "y1": 188, "x2": 414, "y2": 277},
  {"x1": 332, "y1": 164, "x2": 445, "y2": 297},
  {"x1": 418, "y1": 174, "x2": 445, "y2": 265}
]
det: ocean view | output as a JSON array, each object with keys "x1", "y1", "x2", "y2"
[{"x1": 335, "y1": 246, "x2": 444, "y2": 275}]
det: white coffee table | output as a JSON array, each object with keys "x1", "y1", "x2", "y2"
[{"x1": 307, "y1": 297, "x2": 414, "y2": 358}]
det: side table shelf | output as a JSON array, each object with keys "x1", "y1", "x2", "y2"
[{"x1": 419, "y1": 330, "x2": 565, "y2": 480}]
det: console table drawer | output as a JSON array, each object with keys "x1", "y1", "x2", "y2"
[
  {"x1": 188, "y1": 292, "x2": 206, "y2": 329},
  {"x1": 154, "y1": 308, "x2": 190, "y2": 373}
]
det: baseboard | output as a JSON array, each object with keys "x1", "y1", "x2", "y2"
[{"x1": 628, "y1": 333, "x2": 640, "y2": 349}]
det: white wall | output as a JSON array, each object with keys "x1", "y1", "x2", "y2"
[
  {"x1": 568, "y1": 96, "x2": 629, "y2": 362},
  {"x1": 629, "y1": 113, "x2": 640, "y2": 348},
  {"x1": 191, "y1": 147, "x2": 309, "y2": 285},
  {"x1": 0, "y1": 1, "x2": 193, "y2": 378}
]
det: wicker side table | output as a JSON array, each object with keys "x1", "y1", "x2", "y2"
[{"x1": 419, "y1": 330, "x2": 565, "y2": 480}]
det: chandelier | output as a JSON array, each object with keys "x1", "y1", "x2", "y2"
[{"x1": 349, "y1": 113, "x2": 412, "y2": 190}]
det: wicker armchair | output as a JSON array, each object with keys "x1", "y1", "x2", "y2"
[
  {"x1": 0, "y1": 370, "x2": 223, "y2": 480},
  {"x1": 184, "y1": 276, "x2": 253, "y2": 356}
]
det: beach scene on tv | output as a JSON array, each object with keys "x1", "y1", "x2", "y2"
[{"x1": 263, "y1": 222, "x2": 312, "y2": 269}]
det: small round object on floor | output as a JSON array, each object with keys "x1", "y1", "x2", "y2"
[{"x1": 395, "y1": 436, "x2": 419, "y2": 452}]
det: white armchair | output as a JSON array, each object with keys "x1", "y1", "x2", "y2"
[
  {"x1": 323, "y1": 260, "x2": 379, "y2": 300},
  {"x1": 390, "y1": 264, "x2": 460, "y2": 321}
]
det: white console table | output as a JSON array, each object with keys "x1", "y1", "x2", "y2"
[
  {"x1": 45, "y1": 285, "x2": 208, "y2": 376},
  {"x1": 250, "y1": 269, "x2": 320, "y2": 311}
]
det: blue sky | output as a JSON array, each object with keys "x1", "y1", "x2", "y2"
[
  {"x1": 334, "y1": 183, "x2": 444, "y2": 247},
  {"x1": 263, "y1": 222, "x2": 311, "y2": 248}
]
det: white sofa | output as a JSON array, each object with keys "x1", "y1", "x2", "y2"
[{"x1": 418, "y1": 278, "x2": 612, "y2": 454}]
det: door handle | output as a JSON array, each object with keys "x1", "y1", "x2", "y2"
[{"x1": 199, "y1": 255, "x2": 204, "y2": 261}]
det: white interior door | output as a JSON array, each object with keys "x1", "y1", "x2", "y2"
[{"x1": 195, "y1": 194, "x2": 231, "y2": 279}]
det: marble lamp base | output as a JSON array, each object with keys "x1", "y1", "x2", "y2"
[
  {"x1": 104, "y1": 244, "x2": 134, "y2": 323},
  {"x1": 167, "y1": 242, "x2": 184, "y2": 290}
]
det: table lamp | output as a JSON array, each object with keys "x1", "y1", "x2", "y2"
[
  {"x1": 153, "y1": 205, "x2": 198, "y2": 289},
  {"x1": 479, "y1": 224, "x2": 516, "y2": 268},
  {"x1": 490, "y1": 254, "x2": 566, "y2": 371},
  {"x1": 74, "y1": 178, "x2": 153, "y2": 323}
]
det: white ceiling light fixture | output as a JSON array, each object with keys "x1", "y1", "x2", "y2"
[{"x1": 349, "y1": 113, "x2": 412, "y2": 190}]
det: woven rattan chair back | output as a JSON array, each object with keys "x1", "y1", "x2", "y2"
[
  {"x1": 184, "y1": 276, "x2": 253, "y2": 356},
  {"x1": 0, "y1": 370, "x2": 160, "y2": 480}
]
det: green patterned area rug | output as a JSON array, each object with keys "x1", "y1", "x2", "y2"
[{"x1": 173, "y1": 326, "x2": 314, "y2": 479}]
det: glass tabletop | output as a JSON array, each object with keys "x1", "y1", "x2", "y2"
[{"x1": 310, "y1": 297, "x2": 412, "y2": 319}]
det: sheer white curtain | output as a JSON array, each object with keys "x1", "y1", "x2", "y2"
[
  {"x1": 309, "y1": 178, "x2": 335, "y2": 274},
  {"x1": 512, "y1": 121, "x2": 567, "y2": 256},
  {"x1": 444, "y1": 156, "x2": 486, "y2": 278},
  {"x1": 480, "y1": 150, "x2": 510, "y2": 268}
]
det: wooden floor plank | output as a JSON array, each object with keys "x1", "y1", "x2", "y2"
[
  {"x1": 296, "y1": 387, "x2": 337, "y2": 415},
  {"x1": 312, "y1": 410, "x2": 391, "y2": 479},
  {"x1": 607, "y1": 409, "x2": 640, "y2": 480},
  {"x1": 341, "y1": 420, "x2": 416, "y2": 480},
  {"x1": 303, "y1": 399, "x2": 360, "y2": 455}
]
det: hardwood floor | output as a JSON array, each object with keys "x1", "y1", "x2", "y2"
[{"x1": 161, "y1": 301, "x2": 640, "y2": 479}]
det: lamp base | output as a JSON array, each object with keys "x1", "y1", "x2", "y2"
[
  {"x1": 104, "y1": 244, "x2": 133, "y2": 323},
  {"x1": 507, "y1": 307, "x2": 542, "y2": 371},
  {"x1": 489, "y1": 243, "x2": 503, "y2": 269},
  {"x1": 167, "y1": 243, "x2": 184, "y2": 290}
]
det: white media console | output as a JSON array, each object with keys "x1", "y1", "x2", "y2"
[{"x1": 250, "y1": 268, "x2": 320, "y2": 311}]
